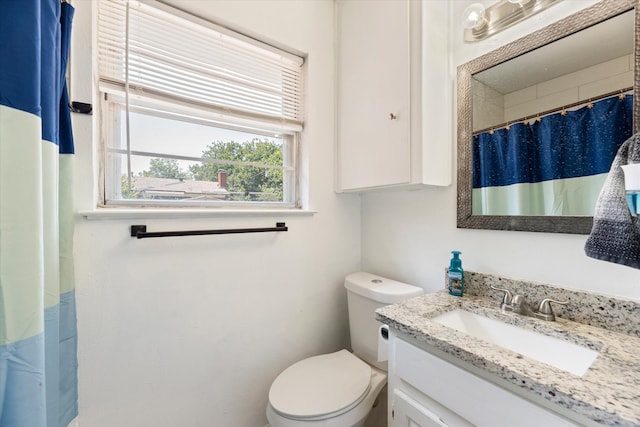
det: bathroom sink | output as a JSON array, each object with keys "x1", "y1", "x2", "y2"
[{"x1": 431, "y1": 309, "x2": 598, "y2": 376}]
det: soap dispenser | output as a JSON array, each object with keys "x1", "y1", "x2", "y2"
[{"x1": 448, "y1": 251, "x2": 464, "y2": 297}]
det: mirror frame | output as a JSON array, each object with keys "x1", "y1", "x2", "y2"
[{"x1": 457, "y1": 0, "x2": 640, "y2": 234}]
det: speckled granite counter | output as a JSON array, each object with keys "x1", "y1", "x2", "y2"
[{"x1": 375, "y1": 274, "x2": 640, "y2": 426}]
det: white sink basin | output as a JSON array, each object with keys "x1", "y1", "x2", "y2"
[{"x1": 432, "y1": 309, "x2": 598, "y2": 376}]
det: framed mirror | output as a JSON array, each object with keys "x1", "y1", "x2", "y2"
[{"x1": 457, "y1": 0, "x2": 640, "y2": 234}]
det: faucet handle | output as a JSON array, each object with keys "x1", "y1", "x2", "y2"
[
  {"x1": 490, "y1": 285, "x2": 513, "y2": 307},
  {"x1": 536, "y1": 298, "x2": 567, "y2": 321}
]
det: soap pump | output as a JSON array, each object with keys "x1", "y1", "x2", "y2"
[{"x1": 448, "y1": 251, "x2": 464, "y2": 297}]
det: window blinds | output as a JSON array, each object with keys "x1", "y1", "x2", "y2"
[{"x1": 97, "y1": 0, "x2": 304, "y2": 131}]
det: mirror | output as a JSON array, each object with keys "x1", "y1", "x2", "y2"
[{"x1": 457, "y1": 0, "x2": 640, "y2": 234}]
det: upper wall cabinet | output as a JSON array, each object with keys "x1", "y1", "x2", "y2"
[{"x1": 335, "y1": 0, "x2": 451, "y2": 192}]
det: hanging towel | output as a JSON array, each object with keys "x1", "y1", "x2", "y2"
[{"x1": 584, "y1": 131, "x2": 640, "y2": 269}]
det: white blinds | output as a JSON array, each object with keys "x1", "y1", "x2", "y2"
[{"x1": 97, "y1": 0, "x2": 304, "y2": 131}]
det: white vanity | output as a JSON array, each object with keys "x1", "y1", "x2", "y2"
[
  {"x1": 377, "y1": 271, "x2": 640, "y2": 427},
  {"x1": 388, "y1": 334, "x2": 586, "y2": 426}
]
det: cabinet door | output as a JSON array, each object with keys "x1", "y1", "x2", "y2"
[
  {"x1": 392, "y1": 390, "x2": 449, "y2": 427},
  {"x1": 337, "y1": 0, "x2": 411, "y2": 190}
]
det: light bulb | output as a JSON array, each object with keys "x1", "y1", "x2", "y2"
[{"x1": 462, "y1": 3, "x2": 487, "y2": 30}]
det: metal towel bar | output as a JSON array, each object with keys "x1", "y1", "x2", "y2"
[{"x1": 130, "y1": 222, "x2": 288, "y2": 239}]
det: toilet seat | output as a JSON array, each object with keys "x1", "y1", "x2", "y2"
[{"x1": 268, "y1": 350, "x2": 372, "y2": 420}]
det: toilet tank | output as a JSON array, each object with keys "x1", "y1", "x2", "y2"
[{"x1": 344, "y1": 272, "x2": 424, "y2": 370}]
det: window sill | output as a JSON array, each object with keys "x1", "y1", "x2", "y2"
[{"x1": 78, "y1": 207, "x2": 317, "y2": 221}]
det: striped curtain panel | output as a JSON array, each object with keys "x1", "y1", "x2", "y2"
[
  {"x1": 0, "y1": 1, "x2": 78, "y2": 426},
  {"x1": 472, "y1": 95, "x2": 634, "y2": 216}
]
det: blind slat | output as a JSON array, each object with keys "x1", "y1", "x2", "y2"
[
  {"x1": 100, "y1": 81, "x2": 304, "y2": 133},
  {"x1": 97, "y1": 0, "x2": 304, "y2": 128}
]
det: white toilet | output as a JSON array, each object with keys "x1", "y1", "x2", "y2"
[{"x1": 266, "y1": 272, "x2": 424, "y2": 427}]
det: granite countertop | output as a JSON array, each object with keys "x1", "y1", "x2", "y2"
[{"x1": 376, "y1": 291, "x2": 640, "y2": 427}]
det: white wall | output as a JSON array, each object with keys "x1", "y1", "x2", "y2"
[
  {"x1": 71, "y1": 1, "x2": 361, "y2": 426},
  {"x1": 362, "y1": 0, "x2": 640, "y2": 300}
]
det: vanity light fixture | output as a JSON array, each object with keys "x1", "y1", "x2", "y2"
[{"x1": 463, "y1": 0, "x2": 560, "y2": 42}]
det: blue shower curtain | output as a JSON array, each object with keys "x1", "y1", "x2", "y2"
[
  {"x1": 472, "y1": 95, "x2": 634, "y2": 215},
  {"x1": 0, "y1": 1, "x2": 78, "y2": 426}
]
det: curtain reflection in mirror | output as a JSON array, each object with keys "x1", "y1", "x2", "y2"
[{"x1": 472, "y1": 94, "x2": 633, "y2": 215}]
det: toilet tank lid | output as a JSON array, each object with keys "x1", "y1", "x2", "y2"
[{"x1": 344, "y1": 272, "x2": 424, "y2": 304}]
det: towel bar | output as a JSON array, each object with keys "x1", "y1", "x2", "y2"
[{"x1": 130, "y1": 222, "x2": 288, "y2": 239}]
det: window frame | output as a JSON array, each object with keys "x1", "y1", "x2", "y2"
[{"x1": 96, "y1": 0, "x2": 304, "y2": 210}]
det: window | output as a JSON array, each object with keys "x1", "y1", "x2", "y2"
[{"x1": 97, "y1": 0, "x2": 304, "y2": 208}]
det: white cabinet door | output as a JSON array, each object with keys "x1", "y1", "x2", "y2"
[
  {"x1": 336, "y1": 0, "x2": 411, "y2": 190},
  {"x1": 392, "y1": 390, "x2": 449, "y2": 427},
  {"x1": 336, "y1": 0, "x2": 452, "y2": 192}
]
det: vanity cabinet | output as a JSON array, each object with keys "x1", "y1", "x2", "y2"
[
  {"x1": 335, "y1": 0, "x2": 451, "y2": 192},
  {"x1": 388, "y1": 332, "x2": 582, "y2": 427}
]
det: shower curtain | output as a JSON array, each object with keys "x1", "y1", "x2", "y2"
[
  {"x1": 0, "y1": 1, "x2": 78, "y2": 426},
  {"x1": 472, "y1": 95, "x2": 633, "y2": 215}
]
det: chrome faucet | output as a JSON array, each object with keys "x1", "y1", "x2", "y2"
[{"x1": 490, "y1": 285, "x2": 567, "y2": 321}]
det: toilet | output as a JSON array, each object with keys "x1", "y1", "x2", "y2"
[{"x1": 266, "y1": 272, "x2": 424, "y2": 426}]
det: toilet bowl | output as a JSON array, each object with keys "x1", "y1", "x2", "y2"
[{"x1": 266, "y1": 272, "x2": 424, "y2": 426}]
